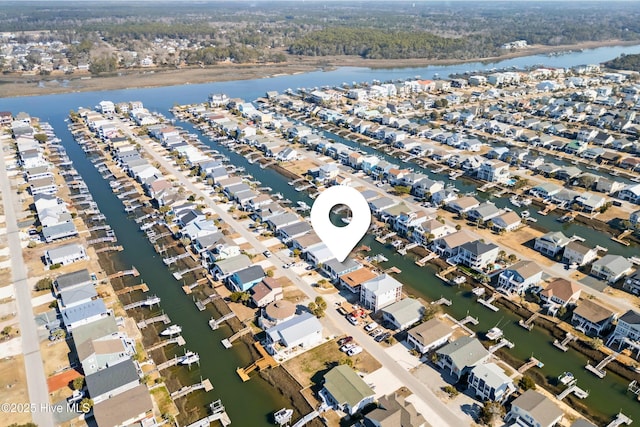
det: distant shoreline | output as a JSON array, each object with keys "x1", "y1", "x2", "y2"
[{"x1": 0, "y1": 39, "x2": 638, "y2": 99}]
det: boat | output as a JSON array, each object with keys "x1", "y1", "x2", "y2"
[
  {"x1": 510, "y1": 195, "x2": 522, "y2": 207},
  {"x1": 161, "y1": 325, "x2": 182, "y2": 336},
  {"x1": 179, "y1": 351, "x2": 200, "y2": 365},
  {"x1": 391, "y1": 239, "x2": 403, "y2": 248},
  {"x1": 341, "y1": 217, "x2": 352, "y2": 224},
  {"x1": 520, "y1": 210, "x2": 530, "y2": 219},
  {"x1": 274, "y1": 408, "x2": 294, "y2": 425},
  {"x1": 486, "y1": 327, "x2": 504, "y2": 341},
  {"x1": 297, "y1": 201, "x2": 310, "y2": 211},
  {"x1": 472, "y1": 287, "x2": 486, "y2": 296},
  {"x1": 558, "y1": 372, "x2": 576, "y2": 386},
  {"x1": 520, "y1": 198, "x2": 532, "y2": 206}
]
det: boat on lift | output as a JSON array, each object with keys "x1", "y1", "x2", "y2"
[
  {"x1": 160, "y1": 325, "x2": 182, "y2": 336},
  {"x1": 486, "y1": 327, "x2": 504, "y2": 341},
  {"x1": 179, "y1": 351, "x2": 200, "y2": 365}
]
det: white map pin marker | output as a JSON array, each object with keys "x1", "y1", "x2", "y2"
[{"x1": 310, "y1": 186, "x2": 371, "y2": 262}]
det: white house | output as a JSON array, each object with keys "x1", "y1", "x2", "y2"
[
  {"x1": 436, "y1": 336, "x2": 491, "y2": 380},
  {"x1": 406, "y1": 318, "x2": 453, "y2": 354},
  {"x1": 265, "y1": 312, "x2": 323, "y2": 356},
  {"x1": 456, "y1": 240, "x2": 499, "y2": 270},
  {"x1": 505, "y1": 390, "x2": 563, "y2": 427},
  {"x1": 381, "y1": 298, "x2": 424, "y2": 330},
  {"x1": 534, "y1": 231, "x2": 571, "y2": 257},
  {"x1": 562, "y1": 241, "x2": 598, "y2": 266},
  {"x1": 359, "y1": 273, "x2": 403, "y2": 312},
  {"x1": 45, "y1": 243, "x2": 88, "y2": 267},
  {"x1": 496, "y1": 260, "x2": 543, "y2": 295},
  {"x1": 591, "y1": 255, "x2": 633, "y2": 283},
  {"x1": 468, "y1": 363, "x2": 515, "y2": 402}
]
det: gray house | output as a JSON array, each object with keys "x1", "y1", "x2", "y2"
[
  {"x1": 85, "y1": 359, "x2": 140, "y2": 403},
  {"x1": 436, "y1": 336, "x2": 490, "y2": 380}
]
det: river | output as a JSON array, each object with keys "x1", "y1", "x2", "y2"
[{"x1": 2, "y1": 44, "x2": 640, "y2": 425}]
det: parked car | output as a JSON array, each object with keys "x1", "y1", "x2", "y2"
[
  {"x1": 338, "y1": 336, "x2": 353, "y2": 346},
  {"x1": 263, "y1": 250, "x2": 272, "y2": 258},
  {"x1": 375, "y1": 332, "x2": 391, "y2": 343},
  {"x1": 364, "y1": 321, "x2": 379, "y2": 332},
  {"x1": 340, "y1": 343, "x2": 356, "y2": 352},
  {"x1": 347, "y1": 315, "x2": 360, "y2": 326},
  {"x1": 347, "y1": 346, "x2": 363, "y2": 356},
  {"x1": 369, "y1": 329, "x2": 382, "y2": 338}
]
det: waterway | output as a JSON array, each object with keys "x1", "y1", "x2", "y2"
[{"x1": 2, "y1": 44, "x2": 640, "y2": 425}]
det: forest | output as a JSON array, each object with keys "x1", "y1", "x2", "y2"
[{"x1": 605, "y1": 54, "x2": 640, "y2": 72}]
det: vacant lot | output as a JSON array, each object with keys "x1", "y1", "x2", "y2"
[
  {"x1": 0, "y1": 355, "x2": 32, "y2": 426},
  {"x1": 283, "y1": 340, "x2": 381, "y2": 388}
]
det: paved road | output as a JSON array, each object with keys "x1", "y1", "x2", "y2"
[
  {"x1": 125, "y1": 129, "x2": 466, "y2": 427},
  {"x1": 0, "y1": 140, "x2": 54, "y2": 427}
]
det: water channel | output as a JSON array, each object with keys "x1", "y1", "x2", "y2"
[{"x1": 2, "y1": 43, "x2": 640, "y2": 424}]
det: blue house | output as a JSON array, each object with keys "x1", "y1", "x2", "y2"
[{"x1": 228, "y1": 265, "x2": 266, "y2": 292}]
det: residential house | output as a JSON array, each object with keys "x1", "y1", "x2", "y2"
[
  {"x1": 571, "y1": 299, "x2": 616, "y2": 337},
  {"x1": 412, "y1": 219, "x2": 453, "y2": 245},
  {"x1": 562, "y1": 241, "x2": 599, "y2": 266},
  {"x1": 575, "y1": 192, "x2": 606, "y2": 213},
  {"x1": 45, "y1": 243, "x2": 88, "y2": 267},
  {"x1": 265, "y1": 312, "x2": 323, "y2": 355},
  {"x1": 322, "y1": 258, "x2": 361, "y2": 283},
  {"x1": 431, "y1": 230, "x2": 475, "y2": 258},
  {"x1": 85, "y1": 359, "x2": 140, "y2": 404},
  {"x1": 322, "y1": 365, "x2": 375, "y2": 415},
  {"x1": 58, "y1": 283, "x2": 97, "y2": 309},
  {"x1": 446, "y1": 196, "x2": 480, "y2": 214},
  {"x1": 228, "y1": 265, "x2": 266, "y2": 292},
  {"x1": 534, "y1": 231, "x2": 571, "y2": 257},
  {"x1": 278, "y1": 221, "x2": 313, "y2": 242},
  {"x1": 363, "y1": 392, "x2": 426, "y2": 427},
  {"x1": 620, "y1": 184, "x2": 640, "y2": 204},
  {"x1": 92, "y1": 385, "x2": 154, "y2": 427},
  {"x1": 339, "y1": 268, "x2": 378, "y2": 294},
  {"x1": 466, "y1": 202, "x2": 502, "y2": 224},
  {"x1": 591, "y1": 255, "x2": 633, "y2": 283},
  {"x1": 607, "y1": 310, "x2": 640, "y2": 346},
  {"x1": 496, "y1": 260, "x2": 543, "y2": 295},
  {"x1": 477, "y1": 160, "x2": 510, "y2": 183},
  {"x1": 250, "y1": 277, "x2": 283, "y2": 308},
  {"x1": 436, "y1": 336, "x2": 491, "y2": 380},
  {"x1": 61, "y1": 299, "x2": 108, "y2": 330},
  {"x1": 77, "y1": 338, "x2": 129, "y2": 375},
  {"x1": 406, "y1": 318, "x2": 453, "y2": 354},
  {"x1": 531, "y1": 182, "x2": 562, "y2": 198},
  {"x1": 55, "y1": 269, "x2": 93, "y2": 293},
  {"x1": 305, "y1": 243, "x2": 335, "y2": 266},
  {"x1": 456, "y1": 240, "x2": 499, "y2": 270},
  {"x1": 624, "y1": 271, "x2": 640, "y2": 295},
  {"x1": 211, "y1": 254, "x2": 252, "y2": 281},
  {"x1": 492, "y1": 211, "x2": 522, "y2": 232},
  {"x1": 505, "y1": 390, "x2": 563, "y2": 427},
  {"x1": 381, "y1": 298, "x2": 425, "y2": 330},
  {"x1": 540, "y1": 278, "x2": 581, "y2": 311},
  {"x1": 259, "y1": 300, "x2": 297, "y2": 329},
  {"x1": 360, "y1": 273, "x2": 403, "y2": 312},
  {"x1": 630, "y1": 210, "x2": 640, "y2": 227},
  {"x1": 468, "y1": 363, "x2": 515, "y2": 402}
]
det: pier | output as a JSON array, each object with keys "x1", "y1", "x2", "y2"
[
  {"x1": 538, "y1": 203, "x2": 557, "y2": 216},
  {"x1": 489, "y1": 338, "x2": 515, "y2": 353},
  {"x1": 397, "y1": 242, "x2": 418, "y2": 255},
  {"x1": 209, "y1": 311, "x2": 237, "y2": 330},
  {"x1": 163, "y1": 251, "x2": 192, "y2": 265},
  {"x1": 147, "y1": 336, "x2": 186, "y2": 352},
  {"x1": 443, "y1": 314, "x2": 477, "y2": 337},
  {"x1": 518, "y1": 312, "x2": 540, "y2": 331},
  {"x1": 553, "y1": 332, "x2": 577, "y2": 352},
  {"x1": 87, "y1": 236, "x2": 117, "y2": 244},
  {"x1": 115, "y1": 283, "x2": 149, "y2": 296},
  {"x1": 123, "y1": 295, "x2": 161, "y2": 310},
  {"x1": 606, "y1": 413, "x2": 633, "y2": 427},
  {"x1": 221, "y1": 326, "x2": 252, "y2": 349},
  {"x1": 415, "y1": 251, "x2": 438, "y2": 266},
  {"x1": 585, "y1": 352, "x2": 620, "y2": 378},
  {"x1": 95, "y1": 245, "x2": 124, "y2": 254},
  {"x1": 477, "y1": 294, "x2": 499, "y2": 312},
  {"x1": 195, "y1": 294, "x2": 221, "y2": 311},
  {"x1": 170, "y1": 378, "x2": 213, "y2": 399},
  {"x1": 518, "y1": 357, "x2": 544, "y2": 374},
  {"x1": 185, "y1": 400, "x2": 231, "y2": 427},
  {"x1": 137, "y1": 313, "x2": 170, "y2": 329},
  {"x1": 431, "y1": 297, "x2": 452, "y2": 306},
  {"x1": 173, "y1": 265, "x2": 204, "y2": 280},
  {"x1": 292, "y1": 410, "x2": 321, "y2": 427},
  {"x1": 611, "y1": 230, "x2": 633, "y2": 246},
  {"x1": 107, "y1": 267, "x2": 139, "y2": 279},
  {"x1": 237, "y1": 343, "x2": 278, "y2": 382},
  {"x1": 556, "y1": 383, "x2": 590, "y2": 400},
  {"x1": 375, "y1": 231, "x2": 396, "y2": 244}
]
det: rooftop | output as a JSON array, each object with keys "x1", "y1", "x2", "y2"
[{"x1": 323, "y1": 365, "x2": 374, "y2": 408}]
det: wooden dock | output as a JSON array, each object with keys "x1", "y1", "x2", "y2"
[
  {"x1": 123, "y1": 295, "x2": 160, "y2": 311},
  {"x1": 170, "y1": 379, "x2": 213, "y2": 400},
  {"x1": 585, "y1": 352, "x2": 620, "y2": 378},
  {"x1": 107, "y1": 267, "x2": 139, "y2": 279},
  {"x1": 606, "y1": 412, "x2": 632, "y2": 427},
  {"x1": 147, "y1": 336, "x2": 186, "y2": 352},
  {"x1": 518, "y1": 357, "x2": 544, "y2": 374},
  {"x1": 415, "y1": 251, "x2": 438, "y2": 267},
  {"x1": 556, "y1": 383, "x2": 589, "y2": 400},
  {"x1": 209, "y1": 312, "x2": 236, "y2": 330},
  {"x1": 477, "y1": 294, "x2": 499, "y2": 312},
  {"x1": 489, "y1": 338, "x2": 515, "y2": 353},
  {"x1": 95, "y1": 245, "x2": 124, "y2": 254},
  {"x1": 221, "y1": 326, "x2": 252, "y2": 349},
  {"x1": 431, "y1": 297, "x2": 452, "y2": 306},
  {"x1": 184, "y1": 400, "x2": 231, "y2": 427},
  {"x1": 553, "y1": 332, "x2": 577, "y2": 352},
  {"x1": 538, "y1": 203, "x2": 557, "y2": 216},
  {"x1": 137, "y1": 313, "x2": 170, "y2": 329},
  {"x1": 384, "y1": 266, "x2": 402, "y2": 274},
  {"x1": 518, "y1": 312, "x2": 540, "y2": 331},
  {"x1": 115, "y1": 283, "x2": 149, "y2": 295},
  {"x1": 196, "y1": 294, "x2": 221, "y2": 311},
  {"x1": 236, "y1": 343, "x2": 278, "y2": 382},
  {"x1": 611, "y1": 230, "x2": 632, "y2": 246},
  {"x1": 163, "y1": 251, "x2": 191, "y2": 265}
]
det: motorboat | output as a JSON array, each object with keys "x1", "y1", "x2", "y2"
[
  {"x1": 558, "y1": 372, "x2": 576, "y2": 386},
  {"x1": 161, "y1": 325, "x2": 182, "y2": 336},
  {"x1": 486, "y1": 327, "x2": 504, "y2": 341},
  {"x1": 179, "y1": 351, "x2": 200, "y2": 365}
]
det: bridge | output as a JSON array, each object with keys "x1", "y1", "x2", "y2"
[
  {"x1": 137, "y1": 313, "x2": 170, "y2": 329},
  {"x1": 585, "y1": 352, "x2": 620, "y2": 378},
  {"x1": 209, "y1": 312, "x2": 236, "y2": 330},
  {"x1": 123, "y1": 295, "x2": 160, "y2": 311},
  {"x1": 221, "y1": 327, "x2": 252, "y2": 349},
  {"x1": 170, "y1": 378, "x2": 213, "y2": 400},
  {"x1": 553, "y1": 332, "x2": 577, "y2": 352},
  {"x1": 518, "y1": 312, "x2": 540, "y2": 331}
]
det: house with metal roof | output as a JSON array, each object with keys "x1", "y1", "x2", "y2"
[
  {"x1": 607, "y1": 310, "x2": 640, "y2": 347},
  {"x1": 278, "y1": 221, "x2": 312, "y2": 242},
  {"x1": 492, "y1": 210, "x2": 522, "y2": 232},
  {"x1": 406, "y1": 318, "x2": 453, "y2": 354},
  {"x1": 44, "y1": 243, "x2": 88, "y2": 267},
  {"x1": 562, "y1": 241, "x2": 598, "y2": 266},
  {"x1": 363, "y1": 392, "x2": 426, "y2": 427},
  {"x1": 78, "y1": 337, "x2": 130, "y2": 375},
  {"x1": 85, "y1": 358, "x2": 140, "y2": 404},
  {"x1": 58, "y1": 283, "x2": 97, "y2": 309},
  {"x1": 456, "y1": 240, "x2": 499, "y2": 270},
  {"x1": 55, "y1": 269, "x2": 93, "y2": 292},
  {"x1": 360, "y1": 273, "x2": 403, "y2": 312},
  {"x1": 591, "y1": 254, "x2": 633, "y2": 283},
  {"x1": 496, "y1": 260, "x2": 543, "y2": 295},
  {"x1": 92, "y1": 384, "x2": 154, "y2": 427},
  {"x1": 534, "y1": 231, "x2": 571, "y2": 257},
  {"x1": 505, "y1": 390, "x2": 563, "y2": 427},
  {"x1": 211, "y1": 254, "x2": 252, "y2": 280},
  {"x1": 381, "y1": 298, "x2": 424, "y2": 330},
  {"x1": 305, "y1": 243, "x2": 336, "y2": 266},
  {"x1": 61, "y1": 299, "x2": 109, "y2": 331},
  {"x1": 265, "y1": 312, "x2": 323, "y2": 356},
  {"x1": 322, "y1": 365, "x2": 375, "y2": 415},
  {"x1": 228, "y1": 265, "x2": 266, "y2": 292},
  {"x1": 468, "y1": 362, "x2": 515, "y2": 402},
  {"x1": 70, "y1": 316, "x2": 119, "y2": 349},
  {"x1": 436, "y1": 336, "x2": 490, "y2": 380},
  {"x1": 467, "y1": 202, "x2": 502, "y2": 223},
  {"x1": 322, "y1": 258, "x2": 361, "y2": 283}
]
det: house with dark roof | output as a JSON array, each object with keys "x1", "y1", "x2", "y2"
[
  {"x1": 456, "y1": 240, "x2": 499, "y2": 270},
  {"x1": 406, "y1": 318, "x2": 453, "y2": 354},
  {"x1": 436, "y1": 336, "x2": 490, "y2": 380},
  {"x1": 85, "y1": 359, "x2": 139, "y2": 403},
  {"x1": 250, "y1": 277, "x2": 283, "y2": 308},
  {"x1": 228, "y1": 265, "x2": 266, "y2": 292},
  {"x1": 505, "y1": 390, "x2": 563, "y2": 427},
  {"x1": 496, "y1": 260, "x2": 543, "y2": 295},
  {"x1": 92, "y1": 384, "x2": 154, "y2": 427},
  {"x1": 322, "y1": 365, "x2": 375, "y2": 415},
  {"x1": 571, "y1": 299, "x2": 616, "y2": 337},
  {"x1": 607, "y1": 310, "x2": 640, "y2": 347},
  {"x1": 55, "y1": 269, "x2": 93, "y2": 293},
  {"x1": 623, "y1": 271, "x2": 640, "y2": 295}
]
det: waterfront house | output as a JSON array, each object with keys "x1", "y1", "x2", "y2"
[
  {"x1": 406, "y1": 318, "x2": 453, "y2": 354},
  {"x1": 630, "y1": 210, "x2": 640, "y2": 226},
  {"x1": 392, "y1": 210, "x2": 428, "y2": 237},
  {"x1": 430, "y1": 189, "x2": 458, "y2": 206},
  {"x1": 322, "y1": 258, "x2": 361, "y2": 283},
  {"x1": 211, "y1": 254, "x2": 252, "y2": 281},
  {"x1": 255, "y1": 202, "x2": 286, "y2": 222},
  {"x1": 467, "y1": 363, "x2": 515, "y2": 403},
  {"x1": 290, "y1": 231, "x2": 322, "y2": 253},
  {"x1": 575, "y1": 192, "x2": 606, "y2": 212},
  {"x1": 540, "y1": 278, "x2": 581, "y2": 312},
  {"x1": 55, "y1": 269, "x2": 93, "y2": 293},
  {"x1": 466, "y1": 202, "x2": 502, "y2": 224},
  {"x1": 58, "y1": 283, "x2": 97, "y2": 309},
  {"x1": 619, "y1": 184, "x2": 640, "y2": 204},
  {"x1": 266, "y1": 212, "x2": 300, "y2": 231},
  {"x1": 30, "y1": 177, "x2": 57, "y2": 195},
  {"x1": 322, "y1": 365, "x2": 375, "y2": 416},
  {"x1": 492, "y1": 211, "x2": 522, "y2": 232},
  {"x1": 259, "y1": 300, "x2": 297, "y2": 329},
  {"x1": 534, "y1": 231, "x2": 571, "y2": 257},
  {"x1": 61, "y1": 299, "x2": 108, "y2": 331},
  {"x1": 505, "y1": 390, "x2": 563, "y2": 427},
  {"x1": 431, "y1": 230, "x2": 475, "y2": 258},
  {"x1": 278, "y1": 221, "x2": 313, "y2": 242},
  {"x1": 446, "y1": 196, "x2": 480, "y2": 215},
  {"x1": 228, "y1": 265, "x2": 266, "y2": 292},
  {"x1": 412, "y1": 178, "x2": 444, "y2": 198},
  {"x1": 70, "y1": 316, "x2": 119, "y2": 350},
  {"x1": 590, "y1": 255, "x2": 633, "y2": 283},
  {"x1": 45, "y1": 243, "x2": 88, "y2": 267},
  {"x1": 305, "y1": 243, "x2": 336, "y2": 266},
  {"x1": 85, "y1": 358, "x2": 140, "y2": 404},
  {"x1": 456, "y1": 240, "x2": 499, "y2": 270},
  {"x1": 571, "y1": 299, "x2": 616, "y2": 337},
  {"x1": 363, "y1": 392, "x2": 426, "y2": 427},
  {"x1": 624, "y1": 271, "x2": 640, "y2": 295},
  {"x1": 436, "y1": 336, "x2": 490, "y2": 380},
  {"x1": 412, "y1": 219, "x2": 453, "y2": 245},
  {"x1": 381, "y1": 298, "x2": 425, "y2": 330},
  {"x1": 92, "y1": 384, "x2": 154, "y2": 427},
  {"x1": 562, "y1": 241, "x2": 599, "y2": 266},
  {"x1": 607, "y1": 310, "x2": 640, "y2": 347},
  {"x1": 339, "y1": 268, "x2": 378, "y2": 294},
  {"x1": 530, "y1": 182, "x2": 562, "y2": 199},
  {"x1": 360, "y1": 273, "x2": 403, "y2": 312},
  {"x1": 250, "y1": 277, "x2": 283, "y2": 308},
  {"x1": 477, "y1": 160, "x2": 510, "y2": 183},
  {"x1": 496, "y1": 260, "x2": 543, "y2": 295},
  {"x1": 77, "y1": 337, "x2": 129, "y2": 375},
  {"x1": 265, "y1": 312, "x2": 323, "y2": 356}
]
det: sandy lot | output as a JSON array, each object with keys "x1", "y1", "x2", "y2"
[{"x1": 0, "y1": 355, "x2": 32, "y2": 426}]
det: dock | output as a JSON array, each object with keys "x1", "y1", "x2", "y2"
[
  {"x1": 517, "y1": 357, "x2": 544, "y2": 374},
  {"x1": 443, "y1": 314, "x2": 477, "y2": 337},
  {"x1": 163, "y1": 251, "x2": 192, "y2": 265},
  {"x1": 415, "y1": 251, "x2": 438, "y2": 266},
  {"x1": 556, "y1": 383, "x2": 589, "y2": 400},
  {"x1": 95, "y1": 245, "x2": 124, "y2": 254},
  {"x1": 585, "y1": 352, "x2": 620, "y2": 378},
  {"x1": 553, "y1": 332, "x2": 577, "y2": 352},
  {"x1": 209, "y1": 311, "x2": 237, "y2": 330},
  {"x1": 431, "y1": 297, "x2": 452, "y2": 306},
  {"x1": 137, "y1": 313, "x2": 170, "y2": 329},
  {"x1": 184, "y1": 400, "x2": 231, "y2": 427},
  {"x1": 489, "y1": 338, "x2": 515, "y2": 353},
  {"x1": 147, "y1": 335, "x2": 186, "y2": 352},
  {"x1": 87, "y1": 236, "x2": 117, "y2": 244},
  {"x1": 606, "y1": 413, "x2": 633, "y2": 427},
  {"x1": 107, "y1": 267, "x2": 139, "y2": 279},
  {"x1": 221, "y1": 326, "x2": 252, "y2": 349},
  {"x1": 518, "y1": 312, "x2": 540, "y2": 331},
  {"x1": 375, "y1": 231, "x2": 396, "y2": 244},
  {"x1": 236, "y1": 342, "x2": 278, "y2": 382},
  {"x1": 477, "y1": 294, "x2": 499, "y2": 312},
  {"x1": 173, "y1": 265, "x2": 204, "y2": 280},
  {"x1": 611, "y1": 230, "x2": 632, "y2": 246},
  {"x1": 123, "y1": 295, "x2": 160, "y2": 311},
  {"x1": 196, "y1": 294, "x2": 221, "y2": 311},
  {"x1": 292, "y1": 410, "x2": 321, "y2": 427},
  {"x1": 170, "y1": 378, "x2": 213, "y2": 400},
  {"x1": 538, "y1": 203, "x2": 557, "y2": 216},
  {"x1": 384, "y1": 266, "x2": 402, "y2": 274},
  {"x1": 397, "y1": 242, "x2": 418, "y2": 255},
  {"x1": 115, "y1": 283, "x2": 149, "y2": 295}
]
